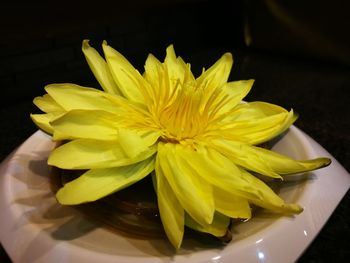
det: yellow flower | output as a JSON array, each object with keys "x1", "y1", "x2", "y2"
[{"x1": 31, "y1": 40, "x2": 331, "y2": 248}]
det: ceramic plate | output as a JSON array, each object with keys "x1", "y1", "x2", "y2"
[{"x1": 0, "y1": 127, "x2": 349, "y2": 263}]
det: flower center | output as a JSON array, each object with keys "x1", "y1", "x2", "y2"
[
  {"x1": 157, "y1": 83, "x2": 205, "y2": 142},
  {"x1": 152, "y1": 81, "x2": 229, "y2": 143}
]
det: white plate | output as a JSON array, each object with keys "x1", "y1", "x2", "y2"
[{"x1": 0, "y1": 127, "x2": 349, "y2": 263}]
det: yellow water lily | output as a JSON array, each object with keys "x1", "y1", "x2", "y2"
[{"x1": 31, "y1": 40, "x2": 331, "y2": 248}]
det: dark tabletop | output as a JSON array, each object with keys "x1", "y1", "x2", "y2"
[{"x1": 0, "y1": 47, "x2": 349, "y2": 262}]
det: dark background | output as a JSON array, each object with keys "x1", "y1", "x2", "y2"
[{"x1": 1, "y1": 0, "x2": 349, "y2": 262}]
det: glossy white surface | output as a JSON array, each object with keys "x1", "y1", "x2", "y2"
[{"x1": 0, "y1": 127, "x2": 349, "y2": 263}]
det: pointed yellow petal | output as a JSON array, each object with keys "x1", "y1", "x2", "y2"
[
  {"x1": 30, "y1": 112, "x2": 64, "y2": 134},
  {"x1": 228, "y1": 101, "x2": 290, "y2": 121},
  {"x1": 164, "y1": 45, "x2": 185, "y2": 87},
  {"x1": 213, "y1": 186, "x2": 252, "y2": 219},
  {"x1": 82, "y1": 40, "x2": 122, "y2": 95},
  {"x1": 155, "y1": 155, "x2": 184, "y2": 249},
  {"x1": 48, "y1": 138, "x2": 156, "y2": 169},
  {"x1": 238, "y1": 167, "x2": 303, "y2": 214},
  {"x1": 210, "y1": 139, "x2": 281, "y2": 179},
  {"x1": 220, "y1": 104, "x2": 296, "y2": 145},
  {"x1": 176, "y1": 145, "x2": 302, "y2": 214},
  {"x1": 215, "y1": 79, "x2": 254, "y2": 116},
  {"x1": 45, "y1": 83, "x2": 120, "y2": 113},
  {"x1": 196, "y1": 52, "x2": 233, "y2": 90},
  {"x1": 51, "y1": 110, "x2": 119, "y2": 141},
  {"x1": 213, "y1": 139, "x2": 330, "y2": 175},
  {"x1": 224, "y1": 80, "x2": 254, "y2": 104},
  {"x1": 185, "y1": 212, "x2": 230, "y2": 237},
  {"x1": 33, "y1": 94, "x2": 63, "y2": 113},
  {"x1": 144, "y1": 53, "x2": 163, "y2": 88},
  {"x1": 102, "y1": 41, "x2": 145, "y2": 104},
  {"x1": 56, "y1": 156, "x2": 155, "y2": 205},
  {"x1": 158, "y1": 143, "x2": 215, "y2": 225},
  {"x1": 30, "y1": 113, "x2": 54, "y2": 134},
  {"x1": 176, "y1": 145, "x2": 259, "y2": 198},
  {"x1": 177, "y1": 56, "x2": 195, "y2": 83}
]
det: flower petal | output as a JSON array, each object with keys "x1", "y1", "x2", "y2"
[
  {"x1": 222, "y1": 79, "x2": 253, "y2": 106},
  {"x1": 56, "y1": 156, "x2": 155, "y2": 205},
  {"x1": 211, "y1": 139, "x2": 331, "y2": 177},
  {"x1": 196, "y1": 52, "x2": 233, "y2": 90},
  {"x1": 210, "y1": 139, "x2": 281, "y2": 179},
  {"x1": 157, "y1": 143, "x2": 215, "y2": 225},
  {"x1": 30, "y1": 112, "x2": 64, "y2": 134},
  {"x1": 45, "y1": 83, "x2": 120, "y2": 113},
  {"x1": 33, "y1": 94, "x2": 63, "y2": 113},
  {"x1": 227, "y1": 101, "x2": 294, "y2": 121},
  {"x1": 164, "y1": 45, "x2": 185, "y2": 87},
  {"x1": 155, "y1": 155, "x2": 184, "y2": 249},
  {"x1": 82, "y1": 40, "x2": 122, "y2": 95},
  {"x1": 218, "y1": 103, "x2": 296, "y2": 145},
  {"x1": 213, "y1": 186, "x2": 252, "y2": 219},
  {"x1": 102, "y1": 41, "x2": 145, "y2": 104},
  {"x1": 212, "y1": 79, "x2": 254, "y2": 117},
  {"x1": 137, "y1": 129, "x2": 162, "y2": 147},
  {"x1": 30, "y1": 113, "x2": 54, "y2": 134},
  {"x1": 185, "y1": 211, "x2": 230, "y2": 237},
  {"x1": 176, "y1": 145, "x2": 302, "y2": 214},
  {"x1": 144, "y1": 53, "x2": 163, "y2": 89},
  {"x1": 51, "y1": 110, "x2": 120, "y2": 141},
  {"x1": 48, "y1": 137, "x2": 156, "y2": 169},
  {"x1": 237, "y1": 167, "x2": 302, "y2": 214},
  {"x1": 118, "y1": 128, "x2": 150, "y2": 158}
]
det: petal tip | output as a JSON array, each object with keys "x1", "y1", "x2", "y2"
[
  {"x1": 165, "y1": 44, "x2": 177, "y2": 60},
  {"x1": 222, "y1": 52, "x2": 233, "y2": 64},
  {"x1": 320, "y1": 157, "x2": 332, "y2": 168},
  {"x1": 283, "y1": 203, "x2": 304, "y2": 214},
  {"x1": 82, "y1": 39, "x2": 92, "y2": 52}
]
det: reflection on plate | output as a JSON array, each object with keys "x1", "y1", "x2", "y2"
[{"x1": 0, "y1": 127, "x2": 349, "y2": 263}]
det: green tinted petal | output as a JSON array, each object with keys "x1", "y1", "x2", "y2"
[
  {"x1": 244, "y1": 142, "x2": 329, "y2": 175},
  {"x1": 211, "y1": 139, "x2": 330, "y2": 177},
  {"x1": 56, "y1": 156, "x2": 155, "y2": 204},
  {"x1": 158, "y1": 143, "x2": 215, "y2": 225},
  {"x1": 185, "y1": 211, "x2": 230, "y2": 237},
  {"x1": 102, "y1": 41, "x2": 145, "y2": 104},
  {"x1": 48, "y1": 138, "x2": 156, "y2": 169},
  {"x1": 45, "y1": 83, "x2": 120, "y2": 113},
  {"x1": 82, "y1": 40, "x2": 121, "y2": 95},
  {"x1": 51, "y1": 110, "x2": 120, "y2": 141},
  {"x1": 155, "y1": 155, "x2": 184, "y2": 249}
]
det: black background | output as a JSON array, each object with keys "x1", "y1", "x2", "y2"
[{"x1": 1, "y1": 0, "x2": 349, "y2": 262}]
